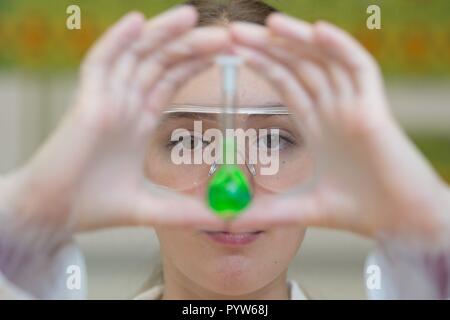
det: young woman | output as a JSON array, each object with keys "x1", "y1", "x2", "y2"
[{"x1": 0, "y1": 0, "x2": 449, "y2": 299}]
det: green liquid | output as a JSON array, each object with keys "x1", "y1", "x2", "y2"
[
  {"x1": 207, "y1": 164, "x2": 252, "y2": 219},
  {"x1": 207, "y1": 136, "x2": 252, "y2": 218}
]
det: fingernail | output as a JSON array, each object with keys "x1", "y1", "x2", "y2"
[
  {"x1": 173, "y1": 4, "x2": 198, "y2": 16},
  {"x1": 119, "y1": 12, "x2": 145, "y2": 35}
]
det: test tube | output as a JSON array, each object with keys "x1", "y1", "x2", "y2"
[
  {"x1": 216, "y1": 55, "x2": 242, "y2": 165},
  {"x1": 207, "y1": 55, "x2": 251, "y2": 218}
]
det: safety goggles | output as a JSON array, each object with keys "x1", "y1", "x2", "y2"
[{"x1": 145, "y1": 104, "x2": 316, "y2": 194}]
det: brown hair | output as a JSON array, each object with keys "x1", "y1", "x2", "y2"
[{"x1": 185, "y1": 0, "x2": 278, "y2": 26}]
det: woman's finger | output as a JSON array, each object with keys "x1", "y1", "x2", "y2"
[
  {"x1": 228, "y1": 186, "x2": 352, "y2": 233},
  {"x1": 233, "y1": 45, "x2": 316, "y2": 129},
  {"x1": 225, "y1": 192, "x2": 328, "y2": 232},
  {"x1": 109, "y1": 6, "x2": 198, "y2": 100},
  {"x1": 266, "y1": 13, "x2": 315, "y2": 44},
  {"x1": 144, "y1": 56, "x2": 213, "y2": 111},
  {"x1": 82, "y1": 12, "x2": 145, "y2": 86},
  {"x1": 130, "y1": 189, "x2": 225, "y2": 229},
  {"x1": 313, "y1": 21, "x2": 377, "y2": 73},
  {"x1": 266, "y1": 14, "x2": 366, "y2": 96},
  {"x1": 132, "y1": 5, "x2": 198, "y2": 57},
  {"x1": 130, "y1": 26, "x2": 230, "y2": 112},
  {"x1": 230, "y1": 22, "x2": 339, "y2": 116},
  {"x1": 327, "y1": 63, "x2": 354, "y2": 116},
  {"x1": 233, "y1": 45, "x2": 322, "y2": 141},
  {"x1": 133, "y1": 56, "x2": 216, "y2": 137},
  {"x1": 313, "y1": 21, "x2": 383, "y2": 96},
  {"x1": 109, "y1": 6, "x2": 197, "y2": 100}
]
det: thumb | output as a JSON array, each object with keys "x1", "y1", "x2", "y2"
[
  {"x1": 128, "y1": 186, "x2": 226, "y2": 229},
  {"x1": 228, "y1": 188, "x2": 349, "y2": 232}
]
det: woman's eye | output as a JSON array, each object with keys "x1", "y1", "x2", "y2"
[
  {"x1": 257, "y1": 133, "x2": 293, "y2": 151},
  {"x1": 169, "y1": 134, "x2": 208, "y2": 151}
]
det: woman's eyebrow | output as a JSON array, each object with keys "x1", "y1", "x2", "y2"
[
  {"x1": 248, "y1": 113, "x2": 283, "y2": 119},
  {"x1": 161, "y1": 112, "x2": 218, "y2": 121},
  {"x1": 163, "y1": 104, "x2": 289, "y2": 115}
]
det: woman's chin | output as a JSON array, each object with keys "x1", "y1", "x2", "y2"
[
  {"x1": 208, "y1": 277, "x2": 264, "y2": 297},
  {"x1": 201, "y1": 257, "x2": 266, "y2": 296}
]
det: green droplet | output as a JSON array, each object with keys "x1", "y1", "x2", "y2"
[{"x1": 207, "y1": 164, "x2": 252, "y2": 219}]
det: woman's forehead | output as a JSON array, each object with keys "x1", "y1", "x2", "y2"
[{"x1": 172, "y1": 64, "x2": 281, "y2": 107}]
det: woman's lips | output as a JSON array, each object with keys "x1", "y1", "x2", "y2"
[{"x1": 202, "y1": 230, "x2": 263, "y2": 246}]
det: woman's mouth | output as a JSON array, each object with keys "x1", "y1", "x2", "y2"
[{"x1": 202, "y1": 230, "x2": 264, "y2": 246}]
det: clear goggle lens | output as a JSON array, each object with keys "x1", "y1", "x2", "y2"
[{"x1": 145, "y1": 105, "x2": 316, "y2": 197}]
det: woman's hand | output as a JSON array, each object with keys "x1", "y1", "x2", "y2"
[
  {"x1": 0, "y1": 272, "x2": 31, "y2": 299},
  {"x1": 1, "y1": 6, "x2": 229, "y2": 241},
  {"x1": 229, "y1": 14, "x2": 450, "y2": 245}
]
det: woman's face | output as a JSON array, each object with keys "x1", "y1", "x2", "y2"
[{"x1": 147, "y1": 65, "x2": 309, "y2": 296}]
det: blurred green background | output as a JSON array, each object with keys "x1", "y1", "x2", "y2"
[
  {"x1": 0, "y1": 0, "x2": 449, "y2": 75},
  {"x1": 0, "y1": 0, "x2": 449, "y2": 299}
]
